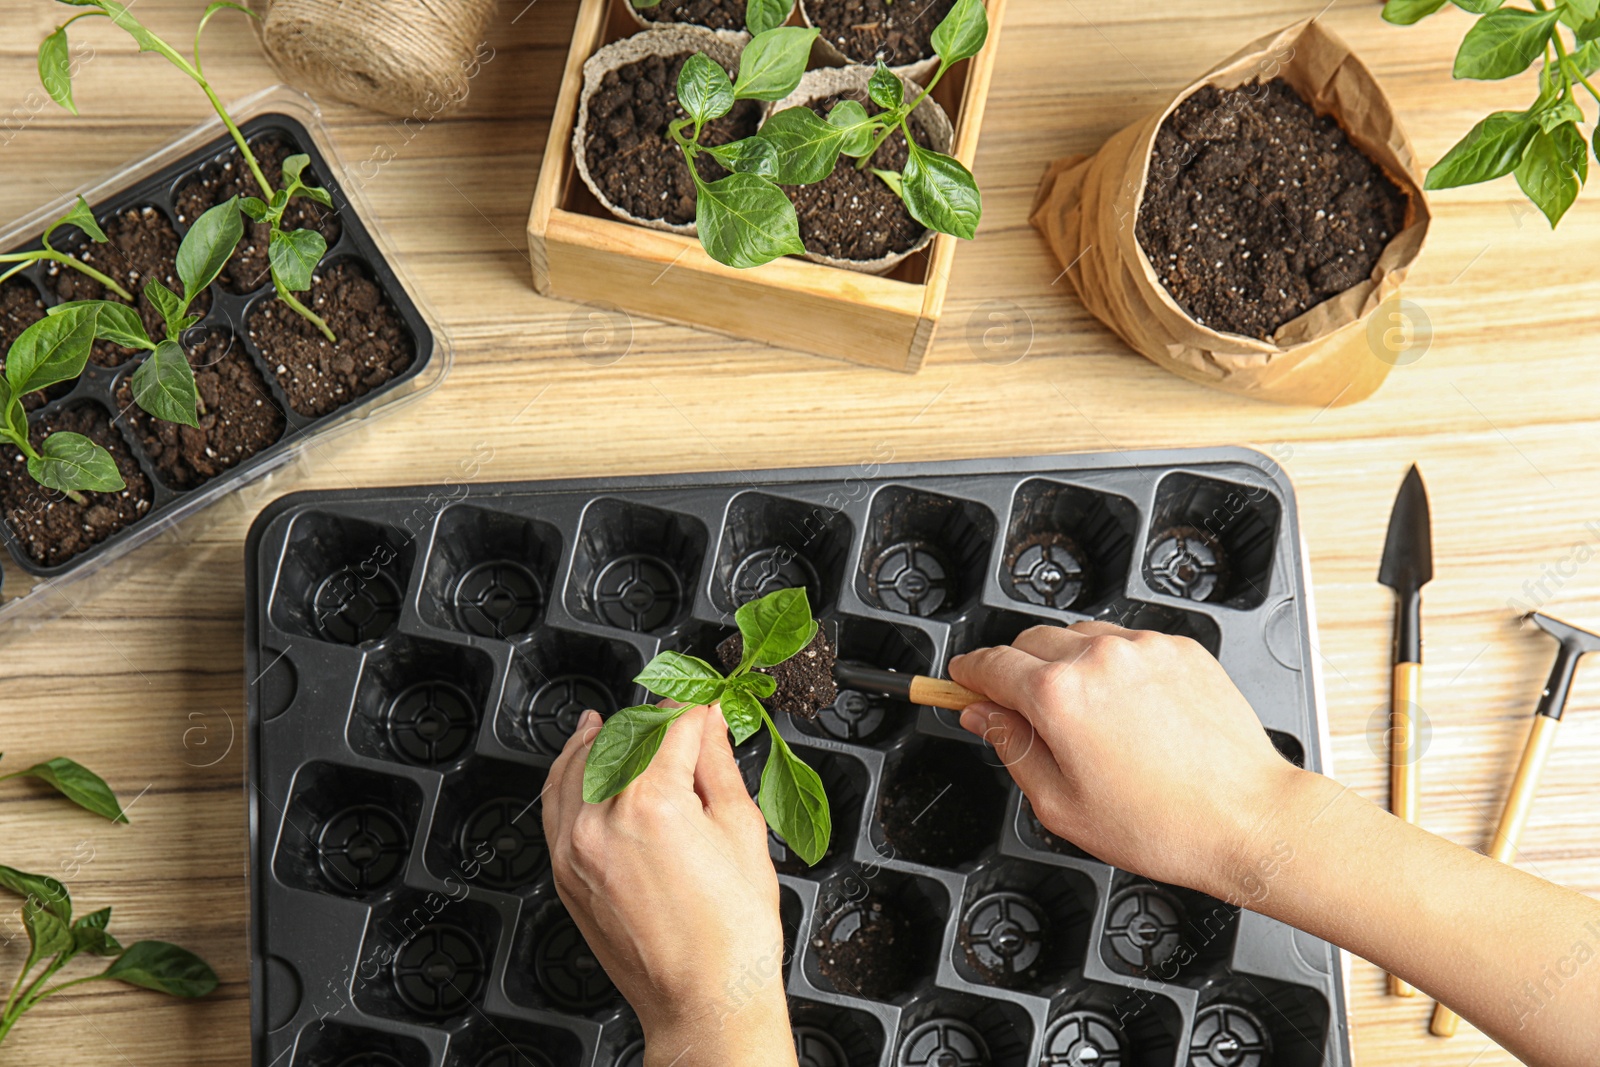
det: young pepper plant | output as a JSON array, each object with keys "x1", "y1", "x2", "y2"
[
  {"x1": 1383, "y1": 0, "x2": 1600, "y2": 226},
  {"x1": 0, "y1": 197, "x2": 134, "y2": 300},
  {"x1": 39, "y1": 0, "x2": 339, "y2": 339},
  {"x1": 0, "y1": 198, "x2": 236, "y2": 500},
  {"x1": 583, "y1": 587, "x2": 831, "y2": 865},
  {"x1": 0, "y1": 751, "x2": 218, "y2": 1046}
]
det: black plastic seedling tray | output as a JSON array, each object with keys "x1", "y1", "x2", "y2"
[
  {"x1": 0, "y1": 108, "x2": 437, "y2": 583},
  {"x1": 245, "y1": 448, "x2": 1351, "y2": 1067}
]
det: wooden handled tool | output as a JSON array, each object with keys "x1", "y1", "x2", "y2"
[
  {"x1": 1430, "y1": 612, "x2": 1600, "y2": 1037},
  {"x1": 1378, "y1": 464, "x2": 1432, "y2": 998},
  {"x1": 833, "y1": 660, "x2": 984, "y2": 711}
]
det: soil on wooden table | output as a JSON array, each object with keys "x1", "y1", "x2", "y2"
[
  {"x1": 637, "y1": 0, "x2": 747, "y2": 32},
  {"x1": 0, "y1": 279, "x2": 62, "y2": 411},
  {"x1": 805, "y1": 0, "x2": 957, "y2": 66},
  {"x1": 48, "y1": 206, "x2": 211, "y2": 367},
  {"x1": 717, "y1": 627, "x2": 838, "y2": 719},
  {"x1": 785, "y1": 91, "x2": 929, "y2": 262},
  {"x1": 583, "y1": 52, "x2": 762, "y2": 226},
  {"x1": 246, "y1": 260, "x2": 413, "y2": 418},
  {"x1": 1137, "y1": 78, "x2": 1410, "y2": 340},
  {"x1": 0, "y1": 404, "x2": 154, "y2": 567},
  {"x1": 113, "y1": 331, "x2": 286, "y2": 491},
  {"x1": 877, "y1": 743, "x2": 1004, "y2": 866},
  {"x1": 812, "y1": 897, "x2": 911, "y2": 1000},
  {"x1": 175, "y1": 131, "x2": 343, "y2": 295}
]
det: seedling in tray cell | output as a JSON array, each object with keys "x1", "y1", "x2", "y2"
[
  {"x1": 657, "y1": 0, "x2": 987, "y2": 267},
  {"x1": 0, "y1": 197, "x2": 134, "y2": 300},
  {"x1": 39, "y1": 0, "x2": 339, "y2": 339},
  {"x1": 583, "y1": 587, "x2": 834, "y2": 865},
  {"x1": 0, "y1": 197, "x2": 250, "y2": 498}
]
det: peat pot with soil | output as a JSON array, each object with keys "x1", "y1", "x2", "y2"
[
  {"x1": 1032, "y1": 18, "x2": 1432, "y2": 408},
  {"x1": 245, "y1": 450, "x2": 1356, "y2": 1067},
  {"x1": 528, "y1": 0, "x2": 1008, "y2": 371},
  {"x1": 0, "y1": 2, "x2": 447, "y2": 628}
]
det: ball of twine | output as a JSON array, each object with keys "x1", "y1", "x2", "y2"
[{"x1": 257, "y1": 0, "x2": 496, "y2": 118}]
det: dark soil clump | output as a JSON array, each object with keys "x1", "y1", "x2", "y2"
[
  {"x1": 0, "y1": 280, "x2": 61, "y2": 411},
  {"x1": 114, "y1": 331, "x2": 286, "y2": 491},
  {"x1": 637, "y1": 0, "x2": 747, "y2": 31},
  {"x1": 175, "y1": 131, "x2": 342, "y2": 295},
  {"x1": 582, "y1": 52, "x2": 762, "y2": 226},
  {"x1": 717, "y1": 627, "x2": 838, "y2": 719},
  {"x1": 247, "y1": 260, "x2": 413, "y2": 418},
  {"x1": 877, "y1": 742, "x2": 1004, "y2": 866},
  {"x1": 785, "y1": 92, "x2": 928, "y2": 262},
  {"x1": 1138, "y1": 79, "x2": 1409, "y2": 340},
  {"x1": 47, "y1": 206, "x2": 210, "y2": 367},
  {"x1": 0, "y1": 404, "x2": 153, "y2": 567},
  {"x1": 806, "y1": 0, "x2": 957, "y2": 67},
  {"x1": 812, "y1": 898, "x2": 910, "y2": 1000}
]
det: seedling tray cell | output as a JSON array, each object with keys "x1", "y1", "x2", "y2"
[{"x1": 246, "y1": 448, "x2": 1351, "y2": 1067}]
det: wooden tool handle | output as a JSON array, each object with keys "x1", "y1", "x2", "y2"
[
  {"x1": 1388, "y1": 661, "x2": 1421, "y2": 997},
  {"x1": 908, "y1": 676, "x2": 985, "y2": 711},
  {"x1": 1430, "y1": 714, "x2": 1561, "y2": 1036}
]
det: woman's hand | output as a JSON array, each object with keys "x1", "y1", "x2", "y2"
[
  {"x1": 948, "y1": 620, "x2": 1301, "y2": 900},
  {"x1": 542, "y1": 705, "x2": 797, "y2": 1067}
]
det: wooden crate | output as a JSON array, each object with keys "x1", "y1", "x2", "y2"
[{"x1": 527, "y1": 0, "x2": 1008, "y2": 372}]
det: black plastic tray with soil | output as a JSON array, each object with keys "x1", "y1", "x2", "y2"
[
  {"x1": 1136, "y1": 78, "x2": 1409, "y2": 341},
  {"x1": 244, "y1": 449, "x2": 1352, "y2": 1067},
  {"x1": 0, "y1": 113, "x2": 435, "y2": 579}
]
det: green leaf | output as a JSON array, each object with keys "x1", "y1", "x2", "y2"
[
  {"x1": 239, "y1": 196, "x2": 271, "y2": 222},
  {"x1": 733, "y1": 26, "x2": 819, "y2": 101},
  {"x1": 0, "y1": 865, "x2": 70, "y2": 921},
  {"x1": 1516, "y1": 123, "x2": 1586, "y2": 225},
  {"x1": 14, "y1": 757, "x2": 127, "y2": 822},
  {"x1": 631, "y1": 0, "x2": 662, "y2": 7},
  {"x1": 73, "y1": 907, "x2": 122, "y2": 957},
  {"x1": 582, "y1": 704, "x2": 687, "y2": 802},
  {"x1": 144, "y1": 278, "x2": 186, "y2": 338},
  {"x1": 1536, "y1": 95, "x2": 1586, "y2": 131},
  {"x1": 1425, "y1": 109, "x2": 1539, "y2": 187},
  {"x1": 268, "y1": 228, "x2": 326, "y2": 293},
  {"x1": 704, "y1": 136, "x2": 781, "y2": 179},
  {"x1": 1453, "y1": 8, "x2": 1562, "y2": 79},
  {"x1": 1383, "y1": 0, "x2": 1450, "y2": 22},
  {"x1": 297, "y1": 184, "x2": 334, "y2": 209},
  {"x1": 901, "y1": 141, "x2": 982, "y2": 239},
  {"x1": 868, "y1": 62, "x2": 903, "y2": 109},
  {"x1": 873, "y1": 168, "x2": 905, "y2": 196},
  {"x1": 828, "y1": 100, "x2": 876, "y2": 157},
  {"x1": 104, "y1": 941, "x2": 218, "y2": 998},
  {"x1": 38, "y1": 26, "x2": 77, "y2": 115},
  {"x1": 130, "y1": 340, "x2": 200, "y2": 428},
  {"x1": 1576, "y1": 39, "x2": 1600, "y2": 74},
  {"x1": 7, "y1": 304, "x2": 96, "y2": 395},
  {"x1": 746, "y1": 0, "x2": 792, "y2": 35},
  {"x1": 734, "y1": 586, "x2": 817, "y2": 669},
  {"x1": 758, "y1": 734, "x2": 830, "y2": 865},
  {"x1": 1453, "y1": 0, "x2": 1505, "y2": 11},
  {"x1": 45, "y1": 197, "x2": 104, "y2": 246},
  {"x1": 50, "y1": 299, "x2": 152, "y2": 350},
  {"x1": 727, "y1": 671, "x2": 777, "y2": 698},
  {"x1": 930, "y1": 0, "x2": 988, "y2": 65},
  {"x1": 24, "y1": 905, "x2": 74, "y2": 969},
  {"x1": 719, "y1": 687, "x2": 765, "y2": 744},
  {"x1": 694, "y1": 171, "x2": 805, "y2": 268},
  {"x1": 0, "y1": 387, "x2": 26, "y2": 448},
  {"x1": 678, "y1": 52, "x2": 735, "y2": 125},
  {"x1": 176, "y1": 196, "x2": 243, "y2": 304},
  {"x1": 28, "y1": 431, "x2": 125, "y2": 494},
  {"x1": 758, "y1": 106, "x2": 849, "y2": 184},
  {"x1": 64, "y1": 0, "x2": 188, "y2": 68},
  {"x1": 1579, "y1": 15, "x2": 1600, "y2": 41},
  {"x1": 634, "y1": 650, "x2": 727, "y2": 705},
  {"x1": 281, "y1": 153, "x2": 311, "y2": 183}
]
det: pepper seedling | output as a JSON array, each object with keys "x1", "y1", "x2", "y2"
[
  {"x1": 0, "y1": 197, "x2": 134, "y2": 300},
  {"x1": 583, "y1": 587, "x2": 832, "y2": 865},
  {"x1": 0, "y1": 197, "x2": 239, "y2": 500},
  {"x1": 1383, "y1": 0, "x2": 1600, "y2": 226},
  {"x1": 639, "y1": 0, "x2": 987, "y2": 267},
  {"x1": 0, "y1": 751, "x2": 218, "y2": 1046},
  {"x1": 39, "y1": 0, "x2": 339, "y2": 339}
]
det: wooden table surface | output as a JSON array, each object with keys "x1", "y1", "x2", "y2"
[{"x1": 1, "y1": 0, "x2": 1596, "y2": 1063}]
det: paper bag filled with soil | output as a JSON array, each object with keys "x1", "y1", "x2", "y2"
[{"x1": 1030, "y1": 19, "x2": 1430, "y2": 407}]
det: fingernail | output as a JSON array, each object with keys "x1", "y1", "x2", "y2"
[{"x1": 958, "y1": 708, "x2": 982, "y2": 735}]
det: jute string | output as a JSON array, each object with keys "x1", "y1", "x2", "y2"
[{"x1": 255, "y1": 0, "x2": 497, "y2": 118}]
